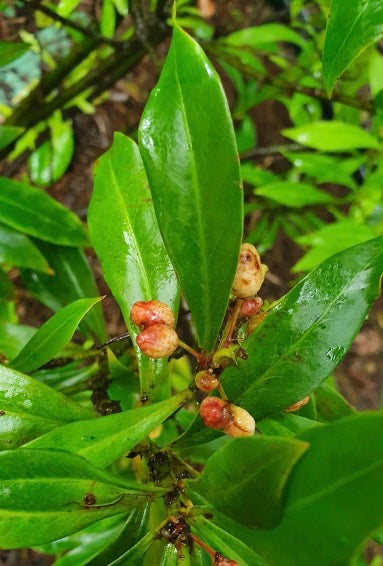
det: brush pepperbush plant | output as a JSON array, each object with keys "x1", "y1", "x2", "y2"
[{"x1": 1, "y1": 3, "x2": 383, "y2": 566}]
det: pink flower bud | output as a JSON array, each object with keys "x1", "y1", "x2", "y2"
[
  {"x1": 232, "y1": 243, "x2": 268, "y2": 298},
  {"x1": 200, "y1": 397, "x2": 231, "y2": 429},
  {"x1": 131, "y1": 300, "x2": 175, "y2": 330},
  {"x1": 195, "y1": 371, "x2": 219, "y2": 392},
  {"x1": 136, "y1": 324, "x2": 178, "y2": 358},
  {"x1": 239, "y1": 296, "x2": 263, "y2": 317},
  {"x1": 223, "y1": 405, "x2": 256, "y2": 437}
]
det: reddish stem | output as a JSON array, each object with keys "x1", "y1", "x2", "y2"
[
  {"x1": 192, "y1": 534, "x2": 216, "y2": 558},
  {"x1": 223, "y1": 300, "x2": 242, "y2": 348}
]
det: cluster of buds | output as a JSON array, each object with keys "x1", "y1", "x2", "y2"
[
  {"x1": 232, "y1": 243, "x2": 268, "y2": 300},
  {"x1": 199, "y1": 396, "x2": 256, "y2": 438},
  {"x1": 131, "y1": 300, "x2": 178, "y2": 359}
]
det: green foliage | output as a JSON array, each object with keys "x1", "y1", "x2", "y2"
[
  {"x1": 1, "y1": 2, "x2": 383, "y2": 564},
  {"x1": 139, "y1": 26, "x2": 243, "y2": 351}
]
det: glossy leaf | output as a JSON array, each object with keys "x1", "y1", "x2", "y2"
[
  {"x1": 160, "y1": 544, "x2": 178, "y2": 565},
  {"x1": 26, "y1": 391, "x2": 190, "y2": 468},
  {"x1": 242, "y1": 413, "x2": 383, "y2": 566},
  {"x1": 36, "y1": 516, "x2": 124, "y2": 558},
  {"x1": 0, "y1": 41, "x2": 29, "y2": 67},
  {"x1": 191, "y1": 516, "x2": 268, "y2": 566},
  {"x1": 0, "y1": 223, "x2": 51, "y2": 272},
  {"x1": 86, "y1": 506, "x2": 149, "y2": 566},
  {"x1": 0, "y1": 126, "x2": 25, "y2": 150},
  {"x1": 323, "y1": 0, "x2": 383, "y2": 93},
  {"x1": 89, "y1": 133, "x2": 179, "y2": 398},
  {"x1": 10, "y1": 298, "x2": 102, "y2": 373},
  {"x1": 189, "y1": 436, "x2": 308, "y2": 528},
  {"x1": 0, "y1": 177, "x2": 88, "y2": 247},
  {"x1": 21, "y1": 242, "x2": 106, "y2": 341},
  {"x1": 0, "y1": 449, "x2": 156, "y2": 549},
  {"x1": 283, "y1": 121, "x2": 381, "y2": 152},
  {"x1": 139, "y1": 26, "x2": 243, "y2": 350},
  {"x1": 255, "y1": 181, "x2": 335, "y2": 208},
  {"x1": 0, "y1": 323, "x2": 36, "y2": 359},
  {"x1": 221, "y1": 238, "x2": 383, "y2": 419},
  {"x1": 106, "y1": 532, "x2": 155, "y2": 565},
  {"x1": 0, "y1": 364, "x2": 94, "y2": 449}
]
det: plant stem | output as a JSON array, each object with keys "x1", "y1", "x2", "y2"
[{"x1": 178, "y1": 339, "x2": 206, "y2": 365}]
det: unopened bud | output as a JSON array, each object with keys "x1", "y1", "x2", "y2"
[
  {"x1": 232, "y1": 243, "x2": 268, "y2": 298},
  {"x1": 136, "y1": 324, "x2": 178, "y2": 358},
  {"x1": 131, "y1": 300, "x2": 175, "y2": 330},
  {"x1": 285, "y1": 395, "x2": 310, "y2": 413},
  {"x1": 200, "y1": 397, "x2": 231, "y2": 429},
  {"x1": 195, "y1": 370, "x2": 219, "y2": 392},
  {"x1": 239, "y1": 296, "x2": 263, "y2": 317},
  {"x1": 223, "y1": 405, "x2": 256, "y2": 437}
]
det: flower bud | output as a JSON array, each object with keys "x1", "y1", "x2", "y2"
[
  {"x1": 232, "y1": 243, "x2": 268, "y2": 298},
  {"x1": 200, "y1": 397, "x2": 231, "y2": 429},
  {"x1": 239, "y1": 296, "x2": 263, "y2": 317},
  {"x1": 131, "y1": 300, "x2": 175, "y2": 330},
  {"x1": 136, "y1": 324, "x2": 178, "y2": 358},
  {"x1": 195, "y1": 370, "x2": 219, "y2": 392},
  {"x1": 285, "y1": 395, "x2": 310, "y2": 413},
  {"x1": 223, "y1": 405, "x2": 256, "y2": 437}
]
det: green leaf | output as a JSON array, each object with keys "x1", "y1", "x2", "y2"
[
  {"x1": 255, "y1": 181, "x2": 335, "y2": 207},
  {"x1": 0, "y1": 323, "x2": 36, "y2": 359},
  {"x1": 0, "y1": 223, "x2": 51, "y2": 272},
  {"x1": 101, "y1": 0, "x2": 116, "y2": 39},
  {"x1": 26, "y1": 391, "x2": 190, "y2": 468},
  {"x1": 0, "y1": 177, "x2": 89, "y2": 247},
  {"x1": 0, "y1": 126, "x2": 25, "y2": 150},
  {"x1": 314, "y1": 383, "x2": 354, "y2": 422},
  {"x1": 10, "y1": 298, "x2": 102, "y2": 373},
  {"x1": 90, "y1": 134, "x2": 179, "y2": 398},
  {"x1": 139, "y1": 26, "x2": 243, "y2": 350},
  {"x1": 224, "y1": 23, "x2": 305, "y2": 50},
  {"x1": 86, "y1": 506, "x2": 149, "y2": 566},
  {"x1": 191, "y1": 516, "x2": 268, "y2": 566},
  {"x1": 0, "y1": 364, "x2": 94, "y2": 449},
  {"x1": 293, "y1": 220, "x2": 377, "y2": 272},
  {"x1": 21, "y1": 242, "x2": 106, "y2": 342},
  {"x1": 160, "y1": 544, "x2": 178, "y2": 565},
  {"x1": 221, "y1": 238, "x2": 383, "y2": 419},
  {"x1": 242, "y1": 413, "x2": 383, "y2": 566},
  {"x1": 283, "y1": 121, "x2": 381, "y2": 152},
  {"x1": 257, "y1": 413, "x2": 320, "y2": 437},
  {"x1": 236, "y1": 115, "x2": 256, "y2": 153},
  {"x1": 323, "y1": 0, "x2": 383, "y2": 93},
  {"x1": 0, "y1": 449, "x2": 157, "y2": 549},
  {"x1": 106, "y1": 532, "x2": 155, "y2": 565},
  {"x1": 29, "y1": 112, "x2": 74, "y2": 186},
  {"x1": 188, "y1": 436, "x2": 307, "y2": 528},
  {"x1": 283, "y1": 152, "x2": 363, "y2": 190},
  {"x1": 0, "y1": 41, "x2": 29, "y2": 67},
  {"x1": 49, "y1": 518, "x2": 124, "y2": 566}
]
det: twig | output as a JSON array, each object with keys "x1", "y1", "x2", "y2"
[{"x1": 24, "y1": 0, "x2": 121, "y2": 47}]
